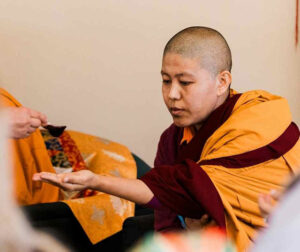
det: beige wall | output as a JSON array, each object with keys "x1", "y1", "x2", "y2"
[{"x1": 0, "y1": 0, "x2": 299, "y2": 165}]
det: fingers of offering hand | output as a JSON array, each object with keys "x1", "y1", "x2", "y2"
[
  {"x1": 7, "y1": 107, "x2": 48, "y2": 138},
  {"x1": 29, "y1": 117, "x2": 43, "y2": 129},
  {"x1": 28, "y1": 108, "x2": 47, "y2": 123},
  {"x1": 27, "y1": 108, "x2": 48, "y2": 127},
  {"x1": 39, "y1": 113, "x2": 48, "y2": 125}
]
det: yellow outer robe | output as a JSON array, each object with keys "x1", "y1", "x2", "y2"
[
  {"x1": 142, "y1": 90, "x2": 300, "y2": 252},
  {"x1": 197, "y1": 90, "x2": 300, "y2": 251},
  {"x1": 0, "y1": 88, "x2": 60, "y2": 204}
]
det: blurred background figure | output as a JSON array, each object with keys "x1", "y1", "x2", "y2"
[
  {"x1": 0, "y1": 106, "x2": 69, "y2": 252},
  {"x1": 252, "y1": 174, "x2": 300, "y2": 252}
]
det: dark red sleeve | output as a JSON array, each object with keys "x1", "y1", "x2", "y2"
[
  {"x1": 142, "y1": 94, "x2": 243, "y2": 231},
  {"x1": 140, "y1": 159, "x2": 226, "y2": 229},
  {"x1": 149, "y1": 124, "x2": 184, "y2": 231},
  {"x1": 154, "y1": 124, "x2": 182, "y2": 167},
  {"x1": 142, "y1": 196, "x2": 183, "y2": 231}
]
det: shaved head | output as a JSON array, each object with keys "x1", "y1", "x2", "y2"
[{"x1": 163, "y1": 26, "x2": 232, "y2": 77}]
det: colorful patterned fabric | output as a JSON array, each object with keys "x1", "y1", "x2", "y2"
[
  {"x1": 59, "y1": 132, "x2": 87, "y2": 171},
  {"x1": 0, "y1": 88, "x2": 60, "y2": 205},
  {"x1": 41, "y1": 130, "x2": 87, "y2": 171},
  {"x1": 41, "y1": 129, "x2": 97, "y2": 199}
]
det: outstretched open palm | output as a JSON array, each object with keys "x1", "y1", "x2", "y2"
[{"x1": 33, "y1": 170, "x2": 97, "y2": 191}]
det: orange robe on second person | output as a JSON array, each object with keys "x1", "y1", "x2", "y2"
[
  {"x1": 0, "y1": 88, "x2": 137, "y2": 244},
  {"x1": 0, "y1": 88, "x2": 60, "y2": 204}
]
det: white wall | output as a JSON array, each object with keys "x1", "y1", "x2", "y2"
[{"x1": 0, "y1": 0, "x2": 299, "y2": 165}]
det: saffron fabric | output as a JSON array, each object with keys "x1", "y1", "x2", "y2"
[
  {"x1": 63, "y1": 130, "x2": 137, "y2": 243},
  {"x1": 141, "y1": 90, "x2": 300, "y2": 251},
  {"x1": 0, "y1": 88, "x2": 137, "y2": 244},
  {"x1": 0, "y1": 88, "x2": 60, "y2": 204}
]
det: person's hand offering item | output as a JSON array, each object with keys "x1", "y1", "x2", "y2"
[
  {"x1": 33, "y1": 170, "x2": 97, "y2": 191},
  {"x1": 7, "y1": 107, "x2": 47, "y2": 139}
]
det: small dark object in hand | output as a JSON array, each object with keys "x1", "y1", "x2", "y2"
[{"x1": 43, "y1": 125, "x2": 66, "y2": 137}]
